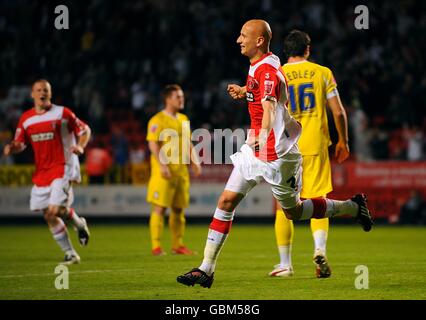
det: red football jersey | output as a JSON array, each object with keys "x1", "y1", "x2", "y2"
[
  {"x1": 246, "y1": 52, "x2": 301, "y2": 161},
  {"x1": 14, "y1": 104, "x2": 87, "y2": 186}
]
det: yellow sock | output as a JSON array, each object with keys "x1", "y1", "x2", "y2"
[
  {"x1": 149, "y1": 211, "x2": 164, "y2": 250},
  {"x1": 310, "y1": 218, "x2": 329, "y2": 233},
  {"x1": 275, "y1": 209, "x2": 294, "y2": 246},
  {"x1": 169, "y1": 209, "x2": 185, "y2": 249},
  {"x1": 310, "y1": 218, "x2": 329, "y2": 252}
]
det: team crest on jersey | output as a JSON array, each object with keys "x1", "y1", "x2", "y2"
[
  {"x1": 51, "y1": 121, "x2": 57, "y2": 130},
  {"x1": 247, "y1": 79, "x2": 256, "y2": 90},
  {"x1": 264, "y1": 80, "x2": 275, "y2": 95},
  {"x1": 150, "y1": 124, "x2": 158, "y2": 133}
]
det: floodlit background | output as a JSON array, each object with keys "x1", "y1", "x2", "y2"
[
  {"x1": 0, "y1": 0, "x2": 425, "y2": 301},
  {"x1": 0, "y1": 0, "x2": 424, "y2": 222}
]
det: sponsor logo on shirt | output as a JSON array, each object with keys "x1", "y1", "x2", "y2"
[
  {"x1": 246, "y1": 92, "x2": 254, "y2": 102},
  {"x1": 31, "y1": 132, "x2": 54, "y2": 142}
]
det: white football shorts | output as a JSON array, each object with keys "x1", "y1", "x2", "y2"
[
  {"x1": 30, "y1": 178, "x2": 74, "y2": 211},
  {"x1": 226, "y1": 144, "x2": 302, "y2": 209}
]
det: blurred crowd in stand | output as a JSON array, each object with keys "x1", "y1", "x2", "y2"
[{"x1": 0, "y1": 0, "x2": 424, "y2": 166}]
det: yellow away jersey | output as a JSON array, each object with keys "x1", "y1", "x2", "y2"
[
  {"x1": 282, "y1": 60, "x2": 338, "y2": 155},
  {"x1": 146, "y1": 111, "x2": 191, "y2": 177}
]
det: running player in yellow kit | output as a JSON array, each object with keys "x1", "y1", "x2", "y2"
[
  {"x1": 269, "y1": 30, "x2": 350, "y2": 278},
  {"x1": 147, "y1": 84, "x2": 201, "y2": 256}
]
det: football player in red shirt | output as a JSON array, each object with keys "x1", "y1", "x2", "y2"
[
  {"x1": 4, "y1": 79, "x2": 91, "y2": 265},
  {"x1": 176, "y1": 20, "x2": 373, "y2": 288}
]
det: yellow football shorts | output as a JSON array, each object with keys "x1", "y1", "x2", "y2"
[
  {"x1": 147, "y1": 173, "x2": 190, "y2": 209},
  {"x1": 300, "y1": 147, "x2": 333, "y2": 199}
]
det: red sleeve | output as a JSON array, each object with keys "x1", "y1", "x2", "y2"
[
  {"x1": 14, "y1": 116, "x2": 28, "y2": 145},
  {"x1": 257, "y1": 65, "x2": 280, "y2": 102},
  {"x1": 63, "y1": 107, "x2": 87, "y2": 136}
]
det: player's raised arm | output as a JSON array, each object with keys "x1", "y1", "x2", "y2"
[
  {"x1": 327, "y1": 95, "x2": 350, "y2": 164},
  {"x1": 227, "y1": 84, "x2": 246, "y2": 100},
  {"x1": 4, "y1": 116, "x2": 28, "y2": 156},
  {"x1": 246, "y1": 98, "x2": 277, "y2": 151},
  {"x1": 260, "y1": 99, "x2": 278, "y2": 149},
  {"x1": 64, "y1": 107, "x2": 91, "y2": 156},
  {"x1": 71, "y1": 125, "x2": 91, "y2": 156},
  {"x1": 248, "y1": 65, "x2": 280, "y2": 151}
]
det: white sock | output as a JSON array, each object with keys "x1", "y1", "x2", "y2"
[
  {"x1": 313, "y1": 230, "x2": 328, "y2": 253},
  {"x1": 327, "y1": 200, "x2": 358, "y2": 217},
  {"x1": 199, "y1": 208, "x2": 234, "y2": 276},
  {"x1": 278, "y1": 245, "x2": 292, "y2": 268},
  {"x1": 199, "y1": 229, "x2": 228, "y2": 275},
  {"x1": 302, "y1": 199, "x2": 358, "y2": 220},
  {"x1": 50, "y1": 220, "x2": 75, "y2": 254},
  {"x1": 300, "y1": 200, "x2": 314, "y2": 220},
  {"x1": 67, "y1": 208, "x2": 84, "y2": 229}
]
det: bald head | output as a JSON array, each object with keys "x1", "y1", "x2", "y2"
[
  {"x1": 244, "y1": 19, "x2": 272, "y2": 44},
  {"x1": 237, "y1": 19, "x2": 272, "y2": 61}
]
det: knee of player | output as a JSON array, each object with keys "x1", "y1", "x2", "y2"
[
  {"x1": 58, "y1": 206, "x2": 68, "y2": 216},
  {"x1": 282, "y1": 209, "x2": 294, "y2": 220},
  {"x1": 152, "y1": 205, "x2": 167, "y2": 216},
  {"x1": 218, "y1": 193, "x2": 235, "y2": 211},
  {"x1": 44, "y1": 207, "x2": 58, "y2": 220},
  {"x1": 282, "y1": 207, "x2": 298, "y2": 220},
  {"x1": 171, "y1": 207, "x2": 184, "y2": 215}
]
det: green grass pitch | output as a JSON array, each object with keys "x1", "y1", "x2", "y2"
[{"x1": 0, "y1": 223, "x2": 425, "y2": 300}]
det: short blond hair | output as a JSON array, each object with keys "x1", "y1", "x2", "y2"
[
  {"x1": 162, "y1": 84, "x2": 182, "y2": 104},
  {"x1": 31, "y1": 79, "x2": 50, "y2": 89}
]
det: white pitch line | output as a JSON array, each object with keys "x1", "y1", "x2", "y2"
[
  {"x1": 0, "y1": 268, "x2": 145, "y2": 279},
  {"x1": 1, "y1": 262, "x2": 425, "y2": 279}
]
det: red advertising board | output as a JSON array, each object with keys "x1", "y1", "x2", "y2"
[
  {"x1": 193, "y1": 162, "x2": 426, "y2": 219},
  {"x1": 332, "y1": 161, "x2": 426, "y2": 189}
]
